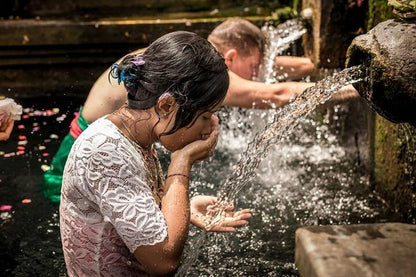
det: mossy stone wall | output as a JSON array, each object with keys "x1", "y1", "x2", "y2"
[
  {"x1": 301, "y1": 0, "x2": 367, "y2": 68},
  {"x1": 367, "y1": 0, "x2": 415, "y2": 222},
  {"x1": 1, "y1": 0, "x2": 292, "y2": 19},
  {"x1": 0, "y1": 1, "x2": 294, "y2": 98},
  {"x1": 373, "y1": 117, "x2": 416, "y2": 222},
  {"x1": 300, "y1": 0, "x2": 415, "y2": 221}
]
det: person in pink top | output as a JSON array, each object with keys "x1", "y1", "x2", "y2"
[{"x1": 59, "y1": 31, "x2": 251, "y2": 276}]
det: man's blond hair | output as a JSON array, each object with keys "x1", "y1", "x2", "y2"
[{"x1": 208, "y1": 18, "x2": 266, "y2": 57}]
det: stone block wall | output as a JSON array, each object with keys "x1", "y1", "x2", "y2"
[
  {"x1": 300, "y1": 0, "x2": 416, "y2": 222},
  {"x1": 1, "y1": 1, "x2": 289, "y2": 98},
  {"x1": 366, "y1": 0, "x2": 416, "y2": 222},
  {"x1": 301, "y1": 0, "x2": 366, "y2": 69},
  {"x1": 0, "y1": 18, "x2": 220, "y2": 98}
]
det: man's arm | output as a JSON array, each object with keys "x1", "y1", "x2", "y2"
[
  {"x1": 223, "y1": 70, "x2": 314, "y2": 109},
  {"x1": 274, "y1": 56, "x2": 316, "y2": 81},
  {"x1": 82, "y1": 48, "x2": 146, "y2": 124}
]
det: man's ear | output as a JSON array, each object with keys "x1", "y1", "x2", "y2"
[
  {"x1": 223, "y1": 48, "x2": 238, "y2": 67},
  {"x1": 156, "y1": 93, "x2": 176, "y2": 117}
]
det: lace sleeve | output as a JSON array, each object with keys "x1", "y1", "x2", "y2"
[{"x1": 81, "y1": 132, "x2": 168, "y2": 253}]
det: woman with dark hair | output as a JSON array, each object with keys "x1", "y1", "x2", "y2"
[{"x1": 59, "y1": 31, "x2": 251, "y2": 276}]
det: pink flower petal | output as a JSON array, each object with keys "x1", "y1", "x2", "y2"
[{"x1": 0, "y1": 205, "x2": 12, "y2": 211}]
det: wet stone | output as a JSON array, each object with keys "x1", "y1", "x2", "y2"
[
  {"x1": 295, "y1": 223, "x2": 416, "y2": 277},
  {"x1": 346, "y1": 19, "x2": 416, "y2": 126}
]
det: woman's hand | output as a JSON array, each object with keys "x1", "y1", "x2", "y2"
[
  {"x1": 190, "y1": 195, "x2": 251, "y2": 232},
  {"x1": 190, "y1": 115, "x2": 219, "y2": 162},
  {"x1": 0, "y1": 116, "x2": 14, "y2": 141},
  {"x1": 171, "y1": 115, "x2": 220, "y2": 167}
]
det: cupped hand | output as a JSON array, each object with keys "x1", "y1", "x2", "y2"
[
  {"x1": 0, "y1": 113, "x2": 11, "y2": 131},
  {"x1": 0, "y1": 118, "x2": 14, "y2": 141},
  {"x1": 174, "y1": 115, "x2": 220, "y2": 165},
  {"x1": 190, "y1": 195, "x2": 252, "y2": 232}
]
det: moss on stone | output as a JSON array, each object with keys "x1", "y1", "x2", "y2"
[
  {"x1": 367, "y1": 0, "x2": 396, "y2": 29},
  {"x1": 292, "y1": 0, "x2": 301, "y2": 13},
  {"x1": 374, "y1": 116, "x2": 399, "y2": 189},
  {"x1": 364, "y1": 0, "x2": 415, "y2": 221},
  {"x1": 270, "y1": 6, "x2": 294, "y2": 21},
  {"x1": 374, "y1": 115, "x2": 416, "y2": 221}
]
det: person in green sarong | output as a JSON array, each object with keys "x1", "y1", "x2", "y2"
[{"x1": 43, "y1": 108, "x2": 89, "y2": 202}]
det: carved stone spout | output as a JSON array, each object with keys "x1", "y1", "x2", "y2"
[{"x1": 346, "y1": 19, "x2": 416, "y2": 126}]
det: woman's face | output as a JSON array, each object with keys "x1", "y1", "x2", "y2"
[{"x1": 158, "y1": 103, "x2": 222, "y2": 152}]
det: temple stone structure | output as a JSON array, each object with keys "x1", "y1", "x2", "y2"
[
  {"x1": 296, "y1": 1, "x2": 416, "y2": 276},
  {"x1": 1, "y1": 0, "x2": 287, "y2": 98},
  {"x1": 346, "y1": 19, "x2": 416, "y2": 127},
  {"x1": 301, "y1": 0, "x2": 366, "y2": 69},
  {"x1": 295, "y1": 223, "x2": 416, "y2": 277},
  {"x1": 0, "y1": 18, "x2": 220, "y2": 98}
]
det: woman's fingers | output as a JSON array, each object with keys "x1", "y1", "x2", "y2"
[
  {"x1": 226, "y1": 209, "x2": 251, "y2": 219},
  {"x1": 223, "y1": 218, "x2": 249, "y2": 227},
  {"x1": 190, "y1": 195, "x2": 251, "y2": 233},
  {"x1": 204, "y1": 115, "x2": 220, "y2": 156},
  {"x1": 209, "y1": 218, "x2": 249, "y2": 232},
  {"x1": 206, "y1": 130, "x2": 219, "y2": 155},
  {"x1": 234, "y1": 209, "x2": 251, "y2": 217},
  {"x1": 186, "y1": 115, "x2": 220, "y2": 162},
  {"x1": 206, "y1": 210, "x2": 251, "y2": 232},
  {"x1": 213, "y1": 226, "x2": 236, "y2": 232}
]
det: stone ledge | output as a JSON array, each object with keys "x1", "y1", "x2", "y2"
[
  {"x1": 0, "y1": 16, "x2": 268, "y2": 98},
  {"x1": 0, "y1": 16, "x2": 270, "y2": 47},
  {"x1": 295, "y1": 223, "x2": 416, "y2": 277}
]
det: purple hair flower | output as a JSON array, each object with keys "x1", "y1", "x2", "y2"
[{"x1": 132, "y1": 55, "x2": 145, "y2": 66}]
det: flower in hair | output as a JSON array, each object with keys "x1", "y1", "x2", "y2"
[
  {"x1": 110, "y1": 63, "x2": 125, "y2": 85},
  {"x1": 132, "y1": 55, "x2": 145, "y2": 67},
  {"x1": 118, "y1": 70, "x2": 126, "y2": 85}
]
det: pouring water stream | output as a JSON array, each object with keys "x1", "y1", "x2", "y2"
[{"x1": 176, "y1": 19, "x2": 367, "y2": 276}]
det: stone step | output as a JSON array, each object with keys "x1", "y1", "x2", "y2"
[
  {"x1": 295, "y1": 223, "x2": 416, "y2": 277},
  {"x1": 0, "y1": 16, "x2": 267, "y2": 98}
]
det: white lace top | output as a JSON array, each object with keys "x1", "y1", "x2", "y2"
[{"x1": 60, "y1": 117, "x2": 168, "y2": 276}]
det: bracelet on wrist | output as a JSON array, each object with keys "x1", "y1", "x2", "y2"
[{"x1": 165, "y1": 173, "x2": 190, "y2": 180}]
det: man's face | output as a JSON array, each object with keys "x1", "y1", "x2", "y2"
[{"x1": 226, "y1": 47, "x2": 262, "y2": 80}]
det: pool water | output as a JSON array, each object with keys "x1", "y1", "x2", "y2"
[
  {"x1": 0, "y1": 97, "x2": 83, "y2": 276},
  {"x1": 0, "y1": 96, "x2": 402, "y2": 276},
  {"x1": 181, "y1": 102, "x2": 402, "y2": 276}
]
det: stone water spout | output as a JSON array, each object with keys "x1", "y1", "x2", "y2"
[{"x1": 345, "y1": 19, "x2": 416, "y2": 126}]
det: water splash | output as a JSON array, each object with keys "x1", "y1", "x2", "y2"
[
  {"x1": 176, "y1": 66, "x2": 368, "y2": 276},
  {"x1": 210, "y1": 65, "x2": 366, "y2": 226},
  {"x1": 259, "y1": 18, "x2": 307, "y2": 84}
]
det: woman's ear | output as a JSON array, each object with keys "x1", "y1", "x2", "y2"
[
  {"x1": 223, "y1": 48, "x2": 238, "y2": 67},
  {"x1": 156, "y1": 93, "x2": 176, "y2": 117}
]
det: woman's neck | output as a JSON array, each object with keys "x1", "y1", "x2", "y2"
[{"x1": 111, "y1": 106, "x2": 157, "y2": 150}]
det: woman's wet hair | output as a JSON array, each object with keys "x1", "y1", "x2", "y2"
[{"x1": 110, "y1": 31, "x2": 229, "y2": 135}]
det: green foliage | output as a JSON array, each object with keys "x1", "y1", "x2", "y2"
[
  {"x1": 388, "y1": 0, "x2": 416, "y2": 12},
  {"x1": 292, "y1": 0, "x2": 301, "y2": 12},
  {"x1": 367, "y1": 0, "x2": 396, "y2": 29},
  {"x1": 270, "y1": 6, "x2": 295, "y2": 21}
]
